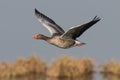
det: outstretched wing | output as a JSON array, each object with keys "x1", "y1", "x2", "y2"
[
  {"x1": 61, "y1": 16, "x2": 101, "y2": 40},
  {"x1": 35, "y1": 8, "x2": 65, "y2": 36}
]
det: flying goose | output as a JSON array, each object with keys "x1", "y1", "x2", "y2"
[{"x1": 32, "y1": 8, "x2": 101, "y2": 49}]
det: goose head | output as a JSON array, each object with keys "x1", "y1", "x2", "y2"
[{"x1": 32, "y1": 34, "x2": 49, "y2": 40}]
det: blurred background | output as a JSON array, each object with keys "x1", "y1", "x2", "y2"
[{"x1": 0, "y1": 0, "x2": 120, "y2": 65}]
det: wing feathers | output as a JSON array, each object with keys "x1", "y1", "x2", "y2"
[
  {"x1": 35, "y1": 9, "x2": 65, "y2": 35},
  {"x1": 61, "y1": 16, "x2": 101, "y2": 40}
]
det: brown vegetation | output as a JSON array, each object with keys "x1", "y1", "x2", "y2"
[
  {"x1": 0, "y1": 55, "x2": 95, "y2": 78},
  {"x1": 0, "y1": 55, "x2": 47, "y2": 78},
  {"x1": 47, "y1": 55, "x2": 94, "y2": 77},
  {"x1": 1, "y1": 54, "x2": 120, "y2": 79},
  {"x1": 101, "y1": 73, "x2": 120, "y2": 80},
  {"x1": 48, "y1": 74, "x2": 93, "y2": 80},
  {"x1": 100, "y1": 60, "x2": 120, "y2": 75}
]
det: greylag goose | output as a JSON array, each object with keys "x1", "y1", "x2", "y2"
[{"x1": 32, "y1": 8, "x2": 101, "y2": 49}]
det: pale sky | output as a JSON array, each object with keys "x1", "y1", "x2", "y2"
[{"x1": 0, "y1": 0, "x2": 120, "y2": 64}]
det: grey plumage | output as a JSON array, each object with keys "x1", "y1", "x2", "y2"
[{"x1": 35, "y1": 9, "x2": 65, "y2": 36}]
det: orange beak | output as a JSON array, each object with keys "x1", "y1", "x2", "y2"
[{"x1": 32, "y1": 35, "x2": 37, "y2": 39}]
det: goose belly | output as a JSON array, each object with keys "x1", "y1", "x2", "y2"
[{"x1": 48, "y1": 37, "x2": 75, "y2": 49}]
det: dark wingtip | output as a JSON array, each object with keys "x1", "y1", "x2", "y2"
[
  {"x1": 34, "y1": 8, "x2": 41, "y2": 18},
  {"x1": 93, "y1": 15, "x2": 101, "y2": 22},
  {"x1": 35, "y1": 8, "x2": 37, "y2": 11},
  {"x1": 35, "y1": 8, "x2": 39, "y2": 14}
]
